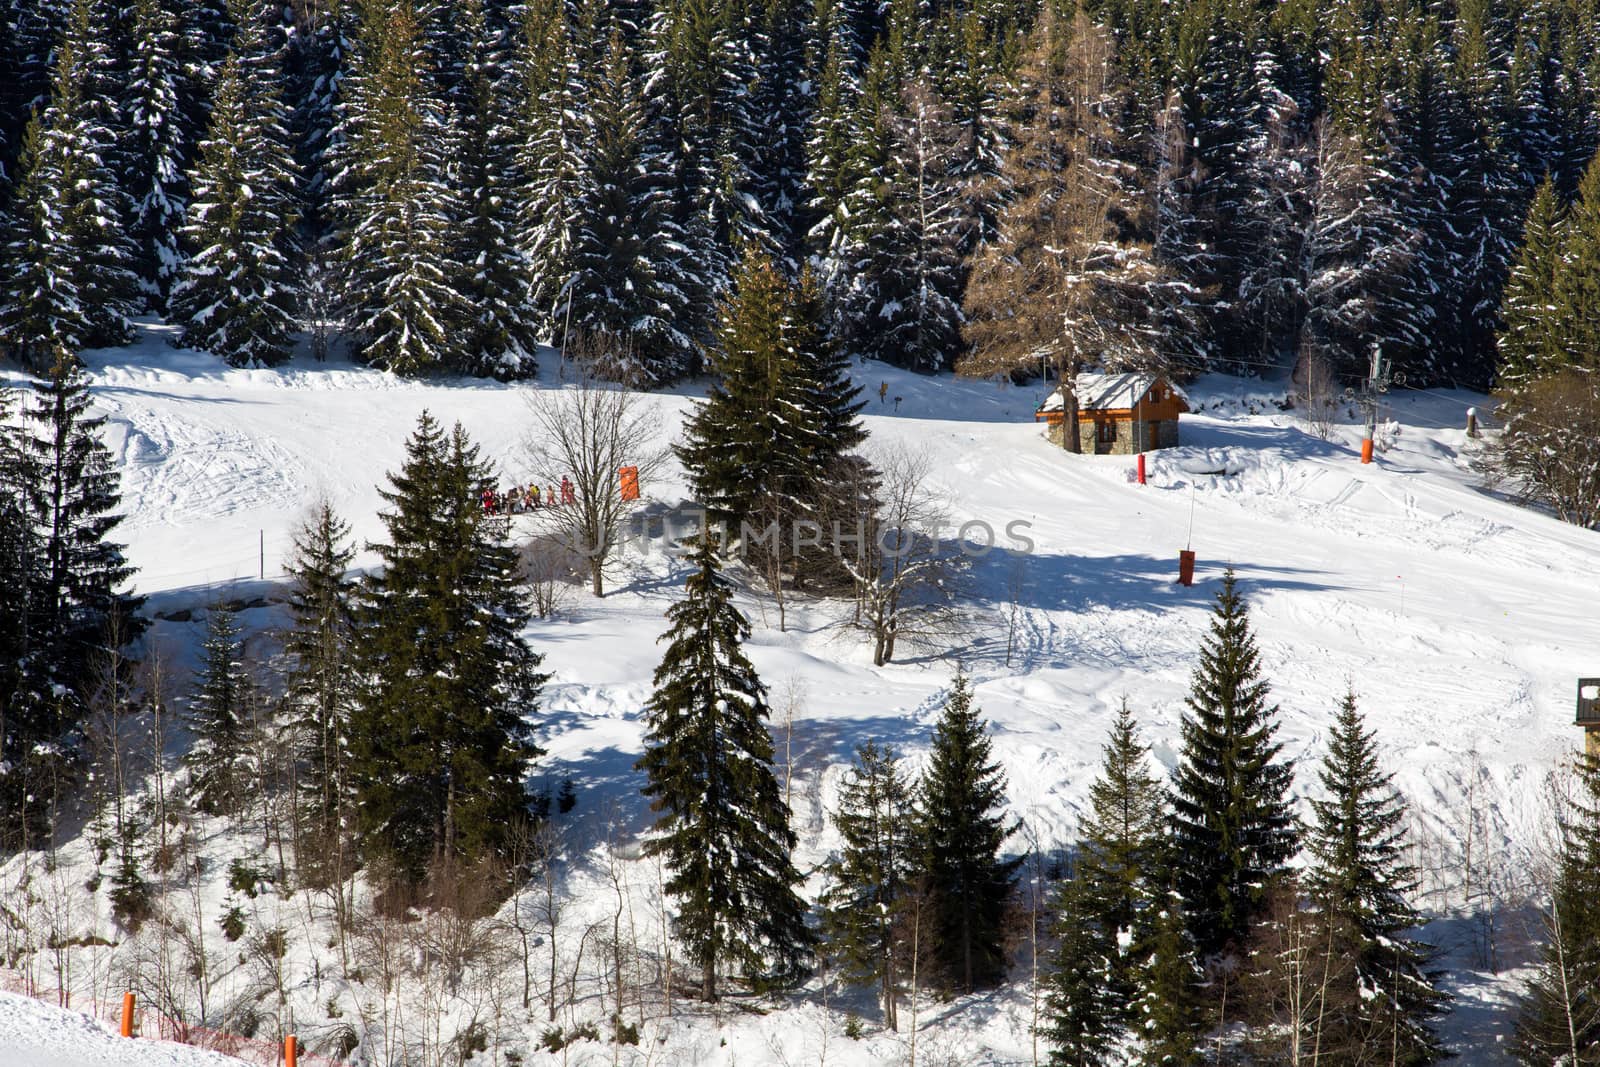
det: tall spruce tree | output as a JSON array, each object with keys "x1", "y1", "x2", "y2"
[
  {"x1": 184, "y1": 603, "x2": 253, "y2": 815},
  {"x1": 348, "y1": 412, "x2": 545, "y2": 882},
  {"x1": 1305, "y1": 691, "x2": 1449, "y2": 1064},
  {"x1": 333, "y1": 0, "x2": 461, "y2": 374},
  {"x1": 636, "y1": 534, "x2": 813, "y2": 1000},
  {"x1": 0, "y1": 383, "x2": 42, "y2": 849},
  {"x1": 513, "y1": 0, "x2": 583, "y2": 337},
  {"x1": 821, "y1": 741, "x2": 916, "y2": 1030},
  {"x1": 442, "y1": 0, "x2": 538, "y2": 379},
  {"x1": 283, "y1": 500, "x2": 357, "y2": 860},
  {"x1": 917, "y1": 671, "x2": 1019, "y2": 994},
  {"x1": 1134, "y1": 888, "x2": 1205, "y2": 1067},
  {"x1": 1553, "y1": 150, "x2": 1600, "y2": 372},
  {"x1": 1169, "y1": 569, "x2": 1297, "y2": 957},
  {"x1": 170, "y1": 0, "x2": 302, "y2": 367},
  {"x1": 676, "y1": 245, "x2": 847, "y2": 544},
  {"x1": 123, "y1": 0, "x2": 187, "y2": 310},
  {"x1": 1045, "y1": 700, "x2": 1168, "y2": 1062},
  {"x1": 1496, "y1": 177, "x2": 1568, "y2": 390},
  {"x1": 1514, "y1": 751, "x2": 1600, "y2": 1064},
  {"x1": 0, "y1": 0, "x2": 140, "y2": 366},
  {"x1": 1, "y1": 361, "x2": 140, "y2": 848},
  {"x1": 564, "y1": 29, "x2": 695, "y2": 383}
]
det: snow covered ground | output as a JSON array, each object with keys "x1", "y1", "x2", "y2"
[
  {"x1": 0, "y1": 992, "x2": 252, "y2": 1066},
  {"x1": 3, "y1": 320, "x2": 1593, "y2": 1064}
]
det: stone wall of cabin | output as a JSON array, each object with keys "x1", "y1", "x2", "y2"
[{"x1": 1042, "y1": 417, "x2": 1179, "y2": 454}]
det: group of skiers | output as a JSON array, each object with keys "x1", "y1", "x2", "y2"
[{"x1": 482, "y1": 476, "x2": 575, "y2": 516}]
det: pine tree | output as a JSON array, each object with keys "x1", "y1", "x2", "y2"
[
  {"x1": 0, "y1": 116, "x2": 87, "y2": 370},
  {"x1": 0, "y1": 383, "x2": 43, "y2": 849},
  {"x1": 19, "y1": 360, "x2": 143, "y2": 692},
  {"x1": 917, "y1": 671, "x2": 1020, "y2": 994},
  {"x1": 821, "y1": 741, "x2": 915, "y2": 1030},
  {"x1": 123, "y1": 0, "x2": 187, "y2": 310},
  {"x1": 564, "y1": 29, "x2": 695, "y2": 383},
  {"x1": 1045, "y1": 700, "x2": 1168, "y2": 1062},
  {"x1": 1554, "y1": 149, "x2": 1600, "y2": 372},
  {"x1": 1170, "y1": 569, "x2": 1297, "y2": 957},
  {"x1": 513, "y1": 0, "x2": 583, "y2": 338},
  {"x1": 635, "y1": 534, "x2": 813, "y2": 1000},
  {"x1": 42, "y1": 0, "x2": 138, "y2": 348},
  {"x1": 333, "y1": 0, "x2": 461, "y2": 374},
  {"x1": 184, "y1": 604, "x2": 253, "y2": 815},
  {"x1": 1305, "y1": 690, "x2": 1448, "y2": 1064},
  {"x1": 283, "y1": 500, "x2": 357, "y2": 857},
  {"x1": 1514, "y1": 751, "x2": 1600, "y2": 1064},
  {"x1": 442, "y1": 0, "x2": 539, "y2": 379},
  {"x1": 833, "y1": 71, "x2": 967, "y2": 372},
  {"x1": 1134, "y1": 889, "x2": 1205, "y2": 1067},
  {"x1": 1, "y1": 361, "x2": 141, "y2": 848},
  {"x1": 677, "y1": 245, "x2": 829, "y2": 534},
  {"x1": 170, "y1": 0, "x2": 301, "y2": 367},
  {"x1": 1496, "y1": 177, "x2": 1567, "y2": 389},
  {"x1": 348, "y1": 412, "x2": 544, "y2": 882}
]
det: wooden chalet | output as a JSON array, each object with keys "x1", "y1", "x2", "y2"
[{"x1": 1035, "y1": 372, "x2": 1189, "y2": 455}]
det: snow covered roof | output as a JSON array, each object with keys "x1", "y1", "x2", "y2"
[{"x1": 1037, "y1": 372, "x2": 1186, "y2": 413}]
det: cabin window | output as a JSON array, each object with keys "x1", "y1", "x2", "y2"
[{"x1": 1097, "y1": 420, "x2": 1117, "y2": 443}]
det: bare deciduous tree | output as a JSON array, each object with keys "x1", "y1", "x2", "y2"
[
  {"x1": 839, "y1": 446, "x2": 965, "y2": 665},
  {"x1": 523, "y1": 375, "x2": 668, "y2": 597}
]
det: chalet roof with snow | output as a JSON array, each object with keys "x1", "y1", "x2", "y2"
[{"x1": 1037, "y1": 372, "x2": 1189, "y2": 414}]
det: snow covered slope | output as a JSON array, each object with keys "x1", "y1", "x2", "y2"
[
  {"x1": 0, "y1": 992, "x2": 251, "y2": 1067},
  {"x1": 3, "y1": 321, "x2": 1591, "y2": 1062}
]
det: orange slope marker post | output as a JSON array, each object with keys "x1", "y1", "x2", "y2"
[
  {"x1": 120, "y1": 992, "x2": 136, "y2": 1038},
  {"x1": 285, "y1": 1034, "x2": 298, "y2": 1067}
]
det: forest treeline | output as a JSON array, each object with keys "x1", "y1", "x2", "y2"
[{"x1": 4, "y1": 0, "x2": 1600, "y2": 389}]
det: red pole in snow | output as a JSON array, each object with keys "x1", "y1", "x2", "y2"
[{"x1": 1136, "y1": 453, "x2": 1146, "y2": 485}]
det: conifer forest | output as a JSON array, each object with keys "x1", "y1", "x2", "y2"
[{"x1": 3, "y1": 0, "x2": 1600, "y2": 1062}]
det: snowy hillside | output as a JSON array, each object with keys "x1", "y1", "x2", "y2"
[{"x1": 3, "y1": 321, "x2": 1592, "y2": 1063}]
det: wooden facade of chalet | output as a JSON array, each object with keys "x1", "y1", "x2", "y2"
[{"x1": 1035, "y1": 372, "x2": 1189, "y2": 455}]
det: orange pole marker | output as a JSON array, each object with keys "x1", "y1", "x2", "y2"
[
  {"x1": 1360, "y1": 438, "x2": 1374, "y2": 464},
  {"x1": 285, "y1": 1034, "x2": 298, "y2": 1067},
  {"x1": 120, "y1": 992, "x2": 136, "y2": 1037}
]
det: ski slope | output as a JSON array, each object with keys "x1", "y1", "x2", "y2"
[{"x1": 3, "y1": 320, "x2": 1592, "y2": 1063}]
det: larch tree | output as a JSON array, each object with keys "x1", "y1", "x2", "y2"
[{"x1": 636, "y1": 534, "x2": 813, "y2": 1001}]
